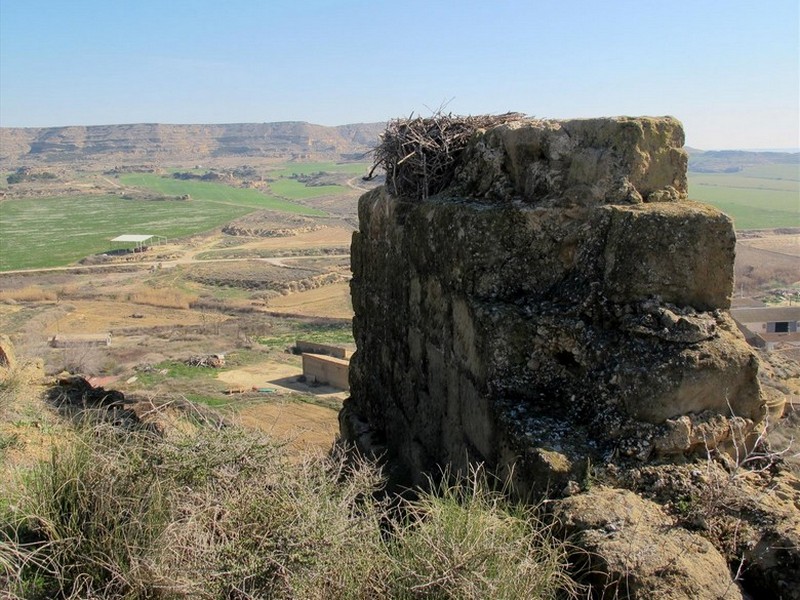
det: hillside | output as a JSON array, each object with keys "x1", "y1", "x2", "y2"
[
  {"x1": 0, "y1": 121, "x2": 385, "y2": 166},
  {"x1": 5, "y1": 122, "x2": 798, "y2": 174},
  {"x1": 687, "y1": 147, "x2": 800, "y2": 173}
]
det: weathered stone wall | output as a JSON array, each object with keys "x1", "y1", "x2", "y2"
[{"x1": 341, "y1": 117, "x2": 769, "y2": 497}]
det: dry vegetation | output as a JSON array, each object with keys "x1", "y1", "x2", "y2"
[
  {"x1": 0, "y1": 286, "x2": 58, "y2": 303},
  {"x1": 127, "y1": 289, "x2": 200, "y2": 310},
  {"x1": 1, "y1": 150, "x2": 798, "y2": 598},
  {"x1": 368, "y1": 112, "x2": 525, "y2": 199},
  {"x1": 0, "y1": 377, "x2": 575, "y2": 599}
]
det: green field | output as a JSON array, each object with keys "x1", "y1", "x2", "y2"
[
  {"x1": 268, "y1": 161, "x2": 370, "y2": 177},
  {"x1": 0, "y1": 165, "x2": 356, "y2": 271},
  {"x1": 0, "y1": 195, "x2": 257, "y2": 270},
  {"x1": 688, "y1": 164, "x2": 799, "y2": 229},
  {"x1": 118, "y1": 174, "x2": 326, "y2": 214},
  {"x1": 267, "y1": 178, "x2": 347, "y2": 199}
]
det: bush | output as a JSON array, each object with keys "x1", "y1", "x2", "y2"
[
  {"x1": 0, "y1": 422, "x2": 575, "y2": 599},
  {"x1": 1, "y1": 427, "x2": 169, "y2": 598},
  {"x1": 384, "y1": 470, "x2": 574, "y2": 599}
]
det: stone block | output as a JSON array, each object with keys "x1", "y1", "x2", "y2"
[{"x1": 602, "y1": 201, "x2": 735, "y2": 310}]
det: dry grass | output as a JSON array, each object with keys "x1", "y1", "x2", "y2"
[
  {"x1": 127, "y1": 289, "x2": 199, "y2": 310},
  {"x1": 385, "y1": 468, "x2": 577, "y2": 599},
  {"x1": 0, "y1": 286, "x2": 57, "y2": 303},
  {"x1": 0, "y1": 420, "x2": 575, "y2": 599}
]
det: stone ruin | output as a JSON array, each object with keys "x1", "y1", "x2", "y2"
[{"x1": 340, "y1": 116, "x2": 799, "y2": 598}]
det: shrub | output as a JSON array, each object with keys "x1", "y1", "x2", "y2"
[
  {"x1": 1, "y1": 427, "x2": 169, "y2": 598},
  {"x1": 384, "y1": 469, "x2": 575, "y2": 599},
  {"x1": 1, "y1": 422, "x2": 575, "y2": 599}
]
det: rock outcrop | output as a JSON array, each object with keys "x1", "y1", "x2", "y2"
[
  {"x1": 344, "y1": 117, "x2": 764, "y2": 484},
  {"x1": 341, "y1": 115, "x2": 798, "y2": 598},
  {"x1": 552, "y1": 487, "x2": 743, "y2": 599}
]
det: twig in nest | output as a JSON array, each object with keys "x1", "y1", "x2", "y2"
[{"x1": 367, "y1": 111, "x2": 526, "y2": 199}]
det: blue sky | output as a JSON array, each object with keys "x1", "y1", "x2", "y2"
[{"x1": 1, "y1": 0, "x2": 798, "y2": 149}]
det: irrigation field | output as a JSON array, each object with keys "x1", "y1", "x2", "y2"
[
  {"x1": 0, "y1": 195, "x2": 259, "y2": 270},
  {"x1": 0, "y1": 167, "x2": 345, "y2": 271},
  {"x1": 688, "y1": 164, "x2": 799, "y2": 230},
  {"x1": 118, "y1": 174, "x2": 331, "y2": 211}
]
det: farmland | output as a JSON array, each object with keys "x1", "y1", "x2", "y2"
[
  {"x1": 0, "y1": 194, "x2": 256, "y2": 270},
  {"x1": 0, "y1": 162, "x2": 362, "y2": 271},
  {"x1": 688, "y1": 163, "x2": 799, "y2": 230},
  {"x1": 267, "y1": 179, "x2": 347, "y2": 200},
  {"x1": 118, "y1": 173, "x2": 328, "y2": 213},
  {"x1": 268, "y1": 161, "x2": 371, "y2": 177}
]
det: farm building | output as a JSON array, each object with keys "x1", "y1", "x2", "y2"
[
  {"x1": 302, "y1": 353, "x2": 350, "y2": 390},
  {"x1": 731, "y1": 306, "x2": 800, "y2": 350},
  {"x1": 110, "y1": 234, "x2": 167, "y2": 252}
]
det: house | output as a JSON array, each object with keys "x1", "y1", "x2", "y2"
[{"x1": 731, "y1": 306, "x2": 800, "y2": 350}]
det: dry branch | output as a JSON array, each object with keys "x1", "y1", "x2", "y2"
[{"x1": 367, "y1": 111, "x2": 526, "y2": 199}]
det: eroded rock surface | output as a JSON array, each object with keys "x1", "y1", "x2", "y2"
[
  {"x1": 345, "y1": 118, "x2": 763, "y2": 483},
  {"x1": 552, "y1": 487, "x2": 743, "y2": 600},
  {"x1": 341, "y1": 116, "x2": 797, "y2": 598}
]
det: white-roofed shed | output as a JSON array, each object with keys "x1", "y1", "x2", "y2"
[{"x1": 110, "y1": 234, "x2": 167, "y2": 252}]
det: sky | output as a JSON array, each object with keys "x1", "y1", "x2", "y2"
[{"x1": 0, "y1": 0, "x2": 798, "y2": 150}]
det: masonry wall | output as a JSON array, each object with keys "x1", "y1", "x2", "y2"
[
  {"x1": 296, "y1": 340, "x2": 349, "y2": 359},
  {"x1": 341, "y1": 117, "x2": 768, "y2": 494}
]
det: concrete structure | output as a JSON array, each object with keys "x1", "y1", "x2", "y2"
[
  {"x1": 732, "y1": 306, "x2": 800, "y2": 350},
  {"x1": 302, "y1": 353, "x2": 349, "y2": 389},
  {"x1": 295, "y1": 340, "x2": 349, "y2": 359}
]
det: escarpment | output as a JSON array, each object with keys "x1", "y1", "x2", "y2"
[{"x1": 340, "y1": 115, "x2": 799, "y2": 599}]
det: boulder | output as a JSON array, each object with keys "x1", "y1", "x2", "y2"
[{"x1": 552, "y1": 487, "x2": 743, "y2": 599}]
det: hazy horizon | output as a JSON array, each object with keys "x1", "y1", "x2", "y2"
[
  {"x1": 1, "y1": 119, "x2": 799, "y2": 155},
  {"x1": 1, "y1": 0, "x2": 798, "y2": 150}
]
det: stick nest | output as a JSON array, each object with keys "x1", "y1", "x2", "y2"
[{"x1": 366, "y1": 112, "x2": 525, "y2": 199}]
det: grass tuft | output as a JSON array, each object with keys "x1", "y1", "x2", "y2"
[
  {"x1": 1, "y1": 421, "x2": 575, "y2": 599},
  {"x1": 384, "y1": 468, "x2": 575, "y2": 599}
]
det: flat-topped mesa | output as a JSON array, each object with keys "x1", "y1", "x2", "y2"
[{"x1": 342, "y1": 115, "x2": 771, "y2": 496}]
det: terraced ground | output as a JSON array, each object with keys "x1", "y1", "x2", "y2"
[{"x1": 0, "y1": 162, "x2": 366, "y2": 271}]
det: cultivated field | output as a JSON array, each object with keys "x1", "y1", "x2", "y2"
[
  {"x1": 688, "y1": 164, "x2": 799, "y2": 230},
  {"x1": 1, "y1": 154, "x2": 797, "y2": 456},
  {"x1": 0, "y1": 160, "x2": 368, "y2": 453},
  {"x1": 0, "y1": 162, "x2": 365, "y2": 271},
  {"x1": 0, "y1": 195, "x2": 259, "y2": 270},
  {"x1": 118, "y1": 173, "x2": 334, "y2": 209}
]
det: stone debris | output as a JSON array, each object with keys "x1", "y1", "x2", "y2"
[
  {"x1": 185, "y1": 354, "x2": 226, "y2": 368},
  {"x1": 552, "y1": 487, "x2": 743, "y2": 599}
]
